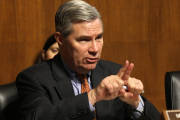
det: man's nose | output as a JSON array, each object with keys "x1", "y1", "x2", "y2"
[{"x1": 89, "y1": 40, "x2": 98, "y2": 53}]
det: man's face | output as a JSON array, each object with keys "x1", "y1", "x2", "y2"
[{"x1": 60, "y1": 18, "x2": 103, "y2": 74}]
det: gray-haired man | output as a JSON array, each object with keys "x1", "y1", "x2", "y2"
[{"x1": 16, "y1": 0, "x2": 160, "y2": 119}]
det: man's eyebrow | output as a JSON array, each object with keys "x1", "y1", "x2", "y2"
[
  {"x1": 76, "y1": 36, "x2": 91, "y2": 41},
  {"x1": 96, "y1": 33, "x2": 103, "y2": 39}
]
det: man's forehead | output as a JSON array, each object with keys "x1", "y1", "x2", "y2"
[{"x1": 71, "y1": 19, "x2": 103, "y2": 36}]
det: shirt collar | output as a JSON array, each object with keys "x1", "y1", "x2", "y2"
[{"x1": 61, "y1": 58, "x2": 91, "y2": 79}]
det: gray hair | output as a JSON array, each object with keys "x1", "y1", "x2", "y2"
[{"x1": 55, "y1": 0, "x2": 101, "y2": 37}]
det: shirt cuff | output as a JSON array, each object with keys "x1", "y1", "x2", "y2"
[
  {"x1": 133, "y1": 96, "x2": 144, "y2": 118},
  {"x1": 136, "y1": 96, "x2": 144, "y2": 112},
  {"x1": 89, "y1": 101, "x2": 95, "y2": 111}
]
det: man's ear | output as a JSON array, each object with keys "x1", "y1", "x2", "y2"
[{"x1": 54, "y1": 32, "x2": 63, "y2": 46}]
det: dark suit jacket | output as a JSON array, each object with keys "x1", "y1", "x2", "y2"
[{"x1": 16, "y1": 55, "x2": 160, "y2": 120}]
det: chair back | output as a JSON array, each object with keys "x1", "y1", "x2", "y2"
[
  {"x1": 0, "y1": 82, "x2": 18, "y2": 120},
  {"x1": 165, "y1": 71, "x2": 180, "y2": 109}
]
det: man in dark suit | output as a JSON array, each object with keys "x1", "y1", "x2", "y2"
[{"x1": 16, "y1": 0, "x2": 160, "y2": 120}]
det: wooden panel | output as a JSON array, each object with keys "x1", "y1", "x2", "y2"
[
  {"x1": 0, "y1": 0, "x2": 57, "y2": 84},
  {"x1": 1, "y1": 0, "x2": 180, "y2": 112},
  {"x1": 0, "y1": 0, "x2": 19, "y2": 84}
]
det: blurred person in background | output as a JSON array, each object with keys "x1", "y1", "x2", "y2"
[{"x1": 35, "y1": 34, "x2": 59, "y2": 64}]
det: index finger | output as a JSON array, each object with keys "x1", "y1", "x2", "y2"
[
  {"x1": 122, "y1": 63, "x2": 134, "y2": 80},
  {"x1": 117, "y1": 60, "x2": 129, "y2": 77}
]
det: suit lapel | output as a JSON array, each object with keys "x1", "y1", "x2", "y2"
[
  {"x1": 91, "y1": 66, "x2": 103, "y2": 89},
  {"x1": 50, "y1": 55, "x2": 74, "y2": 98},
  {"x1": 91, "y1": 61, "x2": 106, "y2": 119}
]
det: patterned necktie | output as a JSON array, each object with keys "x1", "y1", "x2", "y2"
[
  {"x1": 77, "y1": 74, "x2": 90, "y2": 93},
  {"x1": 77, "y1": 74, "x2": 96, "y2": 120}
]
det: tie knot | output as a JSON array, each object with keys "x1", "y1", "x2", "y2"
[
  {"x1": 77, "y1": 74, "x2": 90, "y2": 93},
  {"x1": 76, "y1": 74, "x2": 87, "y2": 83}
]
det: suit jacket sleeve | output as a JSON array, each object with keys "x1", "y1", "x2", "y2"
[
  {"x1": 125, "y1": 96, "x2": 160, "y2": 120},
  {"x1": 142, "y1": 96, "x2": 160, "y2": 120}
]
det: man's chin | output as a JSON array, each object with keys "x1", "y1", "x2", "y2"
[
  {"x1": 79, "y1": 64, "x2": 97, "y2": 73},
  {"x1": 87, "y1": 63, "x2": 97, "y2": 69}
]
